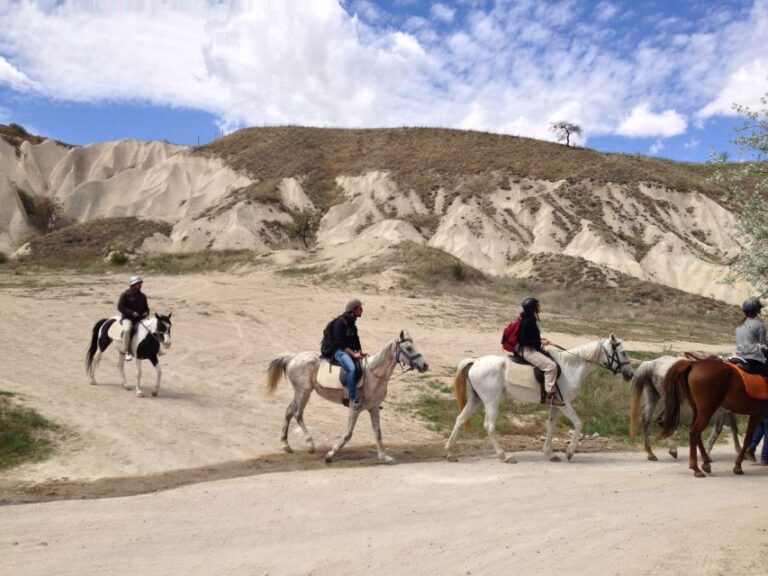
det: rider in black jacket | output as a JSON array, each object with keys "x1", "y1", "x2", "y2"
[
  {"x1": 332, "y1": 298, "x2": 365, "y2": 409},
  {"x1": 118, "y1": 275, "x2": 150, "y2": 361}
]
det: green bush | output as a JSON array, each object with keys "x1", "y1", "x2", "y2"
[
  {"x1": 0, "y1": 251, "x2": 7, "y2": 264},
  {"x1": 109, "y1": 251, "x2": 129, "y2": 266}
]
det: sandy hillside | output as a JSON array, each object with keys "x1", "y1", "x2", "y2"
[
  {"x1": 0, "y1": 127, "x2": 754, "y2": 303},
  {"x1": 1, "y1": 267, "x2": 760, "y2": 576}
]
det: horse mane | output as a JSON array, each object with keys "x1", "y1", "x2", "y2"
[
  {"x1": 367, "y1": 340, "x2": 396, "y2": 373},
  {"x1": 550, "y1": 340, "x2": 604, "y2": 371}
]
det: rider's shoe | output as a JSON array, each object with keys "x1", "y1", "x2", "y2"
[
  {"x1": 545, "y1": 392, "x2": 564, "y2": 407},
  {"x1": 745, "y1": 448, "x2": 756, "y2": 462},
  {"x1": 350, "y1": 398, "x2": 363, "y2": 410},
  {"x1": 124, "y1": 352, "x2": 134, "y2": 362}
]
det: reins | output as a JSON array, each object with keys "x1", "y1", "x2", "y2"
[{"x1": 549, "y1": 340, "x2": 629, "y2": 375}]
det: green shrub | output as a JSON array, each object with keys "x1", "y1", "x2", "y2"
[{"x1": 109, "y1": 251, "x2": 129, "y2": 266}]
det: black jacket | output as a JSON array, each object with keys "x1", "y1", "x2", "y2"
[
  {"x1": 517, "y1": 311, "x2": 542, "y2": 350},
  {"x1": 118, "y1": 289, "x2": 149, "y2": 319},
  {"x1": 331, "y1": 312, "x2": 361, "y2": 352}
]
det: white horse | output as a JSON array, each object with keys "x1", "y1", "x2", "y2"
[
  {"x1": 85, "y1": 314, "x2": 173, "y2": 397},
  {"x1": 630, "y1": 355, "x2": 740, "y2": 461},
  {"x1": 266, "y1": 330, "x2": 429, "y2": 464},
  {"x1": 445, "y1": 334, "x2": 634, "y2": 463}
]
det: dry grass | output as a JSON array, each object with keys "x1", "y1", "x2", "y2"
[
  {"x1": 7, "y1": 217, "x2": 172, "y2": 269},
  {"x1": 0, "y1": 123, "x2": 73, "y2": 154},
  {"x1": 198, "y1": 126, "x2": 732, "y2": 211}
]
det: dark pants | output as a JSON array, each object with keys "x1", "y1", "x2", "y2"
[{"x1": 748, "y1": 417, "x2": 768, "y2": 462}]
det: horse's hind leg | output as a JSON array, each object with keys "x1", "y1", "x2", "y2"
[
  {"x1": 280, "y1": 396, "x2": 299, "y2": 453},
  {"x1": 642, "y1": 388, "x2": 659, "y2": 460},
  {"x1": 734, "y1": 415, "x2": 759, "y2": 475},
  {"x1": 444, "y1": 386, "x2": 481, "y2": 462},
  {"x1": 325, "y1": 407, "x2": 363, "y2": 463},
  {"x1": 369, "y1": 407, "x2": 394, "y2": 464},
  {"x1": 483, "y1": 401, "x2": 516, "y2": 464},
  {"x1": 294, "y1": 389, "x2": 315, "y2": 454},
  {"x1": 727, "y1": 411, "x2": 741, "y2": 453},
  {"x1": 704, "y1": 408, "x2": 726, "y2": 456},
  {"x1": 89, "y1": 349, "x2": 103, "y2": 385},
  {"x1": 543, "y1": 404, "x2": 562, "y2": 462}
]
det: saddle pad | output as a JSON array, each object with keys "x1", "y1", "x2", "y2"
[
  {"x1": 728, "y1": 363, "x2": 768, "y2": 400},
  {"x1": 317, "y1": 361, "x2": 365, "y2": 390}
]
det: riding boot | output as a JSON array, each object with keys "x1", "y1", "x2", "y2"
[{"x1": 545, "y1": 391, "x2": 565, "y2": 407}]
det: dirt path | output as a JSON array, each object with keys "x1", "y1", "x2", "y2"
[{"x1": 2, "y1": 449, "x2": 766, "y2": 576}]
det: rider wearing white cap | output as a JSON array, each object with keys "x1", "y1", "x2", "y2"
[{"x1": 117, "y1": 275, "x2": 149, "y2": 361}]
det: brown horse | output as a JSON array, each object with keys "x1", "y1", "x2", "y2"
[{"x1": 659, "y1": 357, "x2": 768, "y2": 477}]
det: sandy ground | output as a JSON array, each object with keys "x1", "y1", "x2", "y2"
[{"x1": 1, "y1": 267, "x2": 757, "y2": 575}]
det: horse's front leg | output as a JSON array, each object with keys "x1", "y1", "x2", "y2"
[
  {"x1": 543, "y1": 404, "x2": 560, "y2": 462},
  {"x1": 117, "y1": 354, "x2": 131, "y2": 390},
  {"x1": 369, "y1": 407, "x2": 394, "y2": 464},
  {"x1": 324, "y1": 406, "x2": 363, "y2": 463},
  {"x1": 135, "y1": 359, "x2": 145, "y2": 397},
  {"x1": 560, "y1": 403, "x2": 582, "y2": 461},
  {"x1": 150, "y1": 357, "x2": 162, "y2": 397}
]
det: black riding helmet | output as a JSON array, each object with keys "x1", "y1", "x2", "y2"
[
  {"x1": 522, "y1": 297, "x2": 539, "y2": 313},
  {"x1": 742, "y1": 298, "x2": 763, "y2": 317}
]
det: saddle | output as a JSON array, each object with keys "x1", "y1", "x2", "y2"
[
  {"x1": 327, "y1": 356, "x2": 365, "y2": 388},
  {"x1": 726, "y1": 358, "x2": 768, "y2": 400},
  {"x1": 508, "y1": 352, "x2": 562, "y2": 404}
]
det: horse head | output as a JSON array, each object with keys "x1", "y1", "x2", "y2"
[
  {"x1": 154, "y1": 312, "x2": 173, "y2": 349},
  {"x1": 602, "y1": 333, "x2": 633, "y2": 381},
  {"x1": 396, "y1": 330, "x2": 429, "y2": 373}
]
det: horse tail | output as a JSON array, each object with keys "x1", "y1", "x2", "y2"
[
  {"x1": 629, "y1": 361, "x2": 653, "y2": 442},
  {"x1": 266, "y1": 354, "x2": 293, "y2": 394},
  {"x1": 658, "y1": 360, "x2": 693, "y2": 440},
  {"x1": 85, "y1": 318, "x2": 108, "y2": 375},
  {"x1": 453, "y1": 359, "x2": 475, "y2": 431}
]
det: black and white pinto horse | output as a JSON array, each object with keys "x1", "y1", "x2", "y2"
[{"x1": 86, "y1": 314, "x2": 172, "y2": 397}]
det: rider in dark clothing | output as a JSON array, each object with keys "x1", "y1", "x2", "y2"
[
  {"x1": 118, "y1": 275, "x2": 150, "y2": 361},
  {"x1": 332, "y1": 298, "x2": 365, "y2": 409},
  {"x1": 517, "y1": 311, "x2": 543, "y2": 350}
]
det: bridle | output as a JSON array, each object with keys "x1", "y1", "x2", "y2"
[
  {"x1": 140, "y1": 319, "x2": 172, "y2": 344},
  {"x1": 600, "y1": 339, "x2": 632, "y2": 375},
  {"x1": 392, "y1": 334, "x2": 423, "y2": 378}
]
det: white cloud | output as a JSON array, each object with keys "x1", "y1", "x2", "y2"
[
  {"x1": 649, "y1": 139, "x2": 663, "y2": 155},
  {"x1": 0, "y1": 0, "x2": 766, "y2": 146},
  {"x1": 616, "y1": 104, "x2": 687, "y2": 138},
  {"x1": 431, "y1": 3, "x2": 456, "y2": 24},
  {"x1": 698, "y1": 58, "x2": 768, "y2": 118},
  {"x1": 683, "y1": 138, "x2": 700, "y2": 149}
]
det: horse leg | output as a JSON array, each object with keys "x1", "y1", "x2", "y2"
[
  {"x1": 294, "y1": 389, "x2": 315, "y2": 454},
  {"x1": 484, "y1": 401, "x2": 516, "y2": 464},
  {"x1": 324, "y1": 406, "x2": 363, "y2": 463},
  {"x1": 687, "y1": 403, "x2": 705, "y2": 477},
  {"x1": 135, "y1": 360, "x2": 145, "y2": 397},
  {"x1": 559, "y1": 403, "x2": 583, "y2": 462},
  {"x1": 369, "y1": 407, "x2": 394, "y2": 464},
  {"x1": 734, "y1": 415, "x2": 759, "y2": 475},
  {"x1": 117, "y1": 354, "x2": 131, "y2": 390},
  {"x1": 444, "y1": 388, "x2": 481, "y2": 462},
  {"x1": 727, "y1": 411, "x2": 742, "y2": 453},
  {"x1": 280, "y1": 395, "x2": 299, "y2": 453},
  {"x1": 694, "y1": 406, "x2": 716, "y2": 474},
  {"x1": 150, "y1": 358, "x2": 161, "y2": 397},
  {"x1": 704, "y1": 407, "x2": 725, "y2": 456},
  {"x1": 89, "y1": 349, "x2": 103, "y2": 385},
  {"x1": 642, "y1": 389, "x2": 659, "y2": 461},
  {"x1": 543, "y1": 404, "x2": 560, "y2": 462}
]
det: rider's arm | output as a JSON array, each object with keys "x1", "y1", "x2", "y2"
[{"x1": 117, "y1": 292, "x2": 130, "y2": 316}]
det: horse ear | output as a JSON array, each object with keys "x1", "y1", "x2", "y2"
[
  {"x1": 155, "y1": 313, "x2": 159, "y2": 319},
  {"x1": 610, "y1": 333, "x2": 617, "y2": 343},
  {"x1": 168, "y1": 312, "x2": 172, "y2": 319},
  {"x1": 399, "y1": 330, "x2": 404, "y2": 340}
]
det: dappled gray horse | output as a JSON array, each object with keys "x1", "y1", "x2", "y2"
[
  {"x1": 630, "y1": 355, "x2": 740, "y2": 460},
  {"x1": 266, "y1": 331, "x2": 429, "y2": 464}
]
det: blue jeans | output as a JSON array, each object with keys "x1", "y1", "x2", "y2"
[
  {"x1": 748, "y1": 417, "x2": 768, "y2": 462},
  {"x1": 333, "y1": 350, "x2": 357, "y2": 401}
]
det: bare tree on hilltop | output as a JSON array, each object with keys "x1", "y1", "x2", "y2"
[{"x1": 550, "y1": 121, "x2": 583, "y2": 147}]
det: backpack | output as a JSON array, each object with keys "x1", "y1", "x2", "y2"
[
  {"x1": 320, "y1": 315, "x2": 345, "y2": 359},
  {"x1": 501, "y1": 316, "x2": 521, "y2": 353}
]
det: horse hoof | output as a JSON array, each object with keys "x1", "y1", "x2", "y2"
[
  {"x1": 89, "y1": 380, "x2": 98, "y2": 386},
  {"x1": 505, "y1": 455, "x2": 518, "y2": 464},
  {"x1": 282, "y1": 445, "x2": 293, "y2": 454},
  {"x1": 693, "y1": 469, "x2": 706, "y2": 478},
  {"x1": 669, "y1": 449, "x2": 678, "y2": 460},
  {"x1": 702, "y1": 463, "x2": 712, "y2": 474},
  {"x1": 307, "y1": 445, "x2": 315, "y2": 455},
  {"x1": 381, "y1": 456, "x2": 395, "y2": 465},
  {"x1": 733, "y1": 466, "x2": 744, "y2": 475},
  {"x1": 549, "y1": 455, "x2": 561, "y2": 463},
  {"x1": 324, "y1": 452, "x2": 334, "y2": 464},
  {"x1": 136, "y1": 391, "x2": 145, "y2": 398},
  {"x1": 446, "y1": 454, "x2": 459, "y2": 462},
  {"x1": 647, "y1": 453, "x2": 658, "y2": 461},
  {"x1": 566, "y1": 452, "x2": 574, "y2": 461}
]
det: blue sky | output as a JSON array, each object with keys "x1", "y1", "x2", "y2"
[{"x1": 1, "y1": 0, "x2": 767, "y2": 162}]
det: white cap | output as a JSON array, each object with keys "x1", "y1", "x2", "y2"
[{"x1": 129, "y1": 275, "x2": 143, "y2": 286}]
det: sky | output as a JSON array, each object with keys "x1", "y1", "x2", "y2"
[{"x1": 1, "y1": 0, "x2": 767, "y2": 163}]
